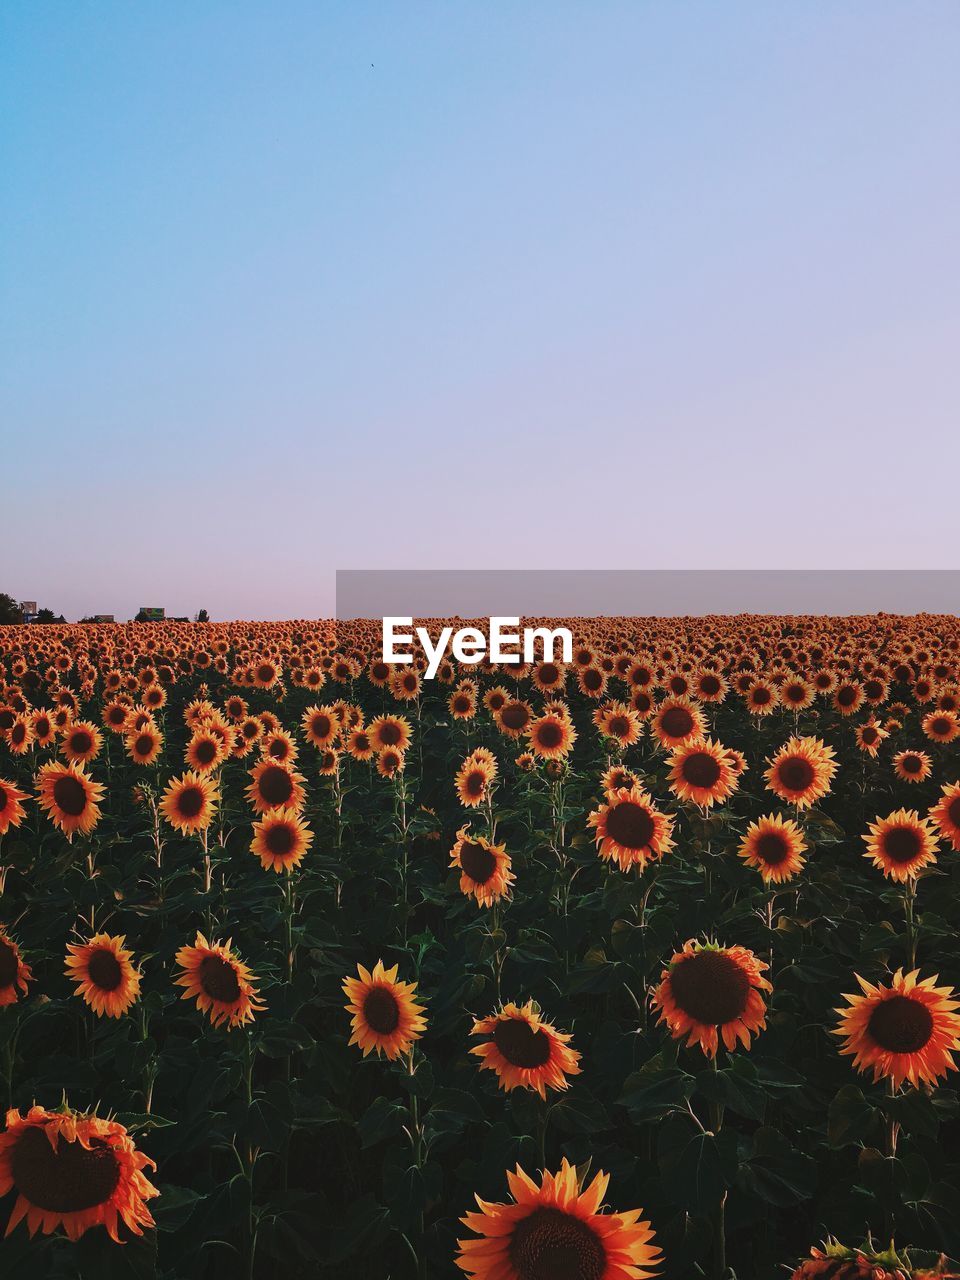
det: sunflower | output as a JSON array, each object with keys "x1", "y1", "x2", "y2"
[
  {"x1": 173, "y1": 932, "x2": 264, "y2": 1028},
  {"x1": 7, "y1": 716, "x2": 33, "y2": 756},
  {"x1": 456, "y1": 750, "x2": 498, "y2": 808},
  {"x1": 494, "y1": 699, "x2": 534, "y2": 739},
  {"x1": 185, "y1": 729, "x2": 228, "y2": 774},
  {"x1": 779, "y1": 676, "x2": 814, "y2": 711},
  {"x1": 834, "y1": 682, "x2": 865, "y2": 717},
  {"x1": 345, "y1": 727, "x2": 375, "y2": 762},
  {"x1": 745, "y1": 679, "x2": 779, "y2": 716},
  {"x1": 893, "y1": 749, "x2": 931, "y2": 783},
  {"x1": 922, "y1": 710, "x2": 960, "y2": 743},
  {"x1": 855, "y1": 717, "x2": 889, "y2": 757},
  {"x1": 376, "y1": 746, "x2": 405, "y2": 778},
  {"x1": 160, "y1": 771, "x2": 218, "y2": 834},
  {"x1": 261, "y1": 728, "x2": 298, "y2": 764},
  {"x1": 36, "y1": 761, "x2": 104, "y2": 839},
  {"x1": 738, "y1": 813, "x2": 807, "y2": 883},
  {"x1": 650, "y1": 696, "x2": 707, "y2": 749},
  {"x1": 667, "y1": 737, "x2": 738, "y2": 808},
  {"x1": 0, "y1": 928, "x2": 33, "y2": 1006},
  {"x1": 246, "y1": 760, "x2": 307, "y2": 815},
  {"x1": 65, "y1": 933, "x2": 141, "y2": 1018},
  {"x1": 342, "y1": 960, "x2": 427, "y2": 1060},
  {"x1": 470, "y1": 1001, "x2": 580, "y2": 1096},
  {"x1": 765, "y1": 736, "x2": 838, "y2": 809},
  {"x1": 600, "y1": 764, "x2": 640, "y2": 797},
  {"x1": 863, "y1": 809, "x2": 939, "y2": 882},
  {"x1": 317, "y1": 747, "x2": 341, "y2": 776},
  {"x1": 30, "y1": 710, "x2": 56, "y2": 748},
  {"x1": 367, "y1": 714, "x2": 412, "y2": 753},
  {"x1": 451, "y1": 827, "x2": 514, "y2": 906},
  {"x1": 456, "y1": 1158, "x2": 661, "y2": 1280},
  {"x1": 0, "y1": 779, "x2": 29, "y2": 836},
  {"x1": 0, "y1": 1106, "x2": 159, "y2": 1242},
  {"x1": 305, "y1": 701, "x2": 343, "y2": 747},
  {"x1": 594, "y1": 701, "x2": 643, "y2": 747},
  {"x1": 652, "y1": 939, "x2": 771, "y2": 1057},
  {"x1": 60, "y1": 720, "x2": 103, "y2": 766},
  {"x1": 834, "y1": 968, "x2": 960, "y2": 1088},
  {"x1": 250, "y1": 807, "x2": 313, "y2": 872},
  {"x1": 125, "y1": 723, "x2": 163, "y2": 766},
  {"x1": 588, "y1": 785, "x2": 675, "y2": 873},
  {"x1": 527, "y1": 711, "x2": 577, "y2": 761},
  {"x1": 449, "y1": 686, "x2": 478, "y2": 720}
]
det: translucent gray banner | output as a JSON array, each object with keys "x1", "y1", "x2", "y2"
[{"x1": 336, "y1": 569, "x2": 960, "y2": 620}]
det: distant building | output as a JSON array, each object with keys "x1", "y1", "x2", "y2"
[
  {"x1": 94, "y1": 614, "x2": 116, "y2": 623},
  {"x1": 19, "y1": 601, "x2": 38, "y2": 623},
  {"x1": 136, "y1": 607, "x2": 166, "y2": 621}
]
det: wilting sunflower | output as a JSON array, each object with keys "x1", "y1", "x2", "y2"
[
  {"x1": 893, "y1": 749, "x2": 932, "y2": 784},
  {"x1": 834, "y1": 968, "x2": 960, "y2": 1088},
  {"x1": 60, "y1": 720, "x2": 102, "y2": 766},
  {"x1": 765, "y1": 736, "x2": 837, "y2": 809},
  {"x1": 790, "y1": 1238, "x2": 960, "y2": 1280},
  {"x1": 667, "y1": 737, "x2": 738, "y2": 808},
  {"x1": 652, "y1": 939, "x2": 771, "y2": 1057},
  {"x1": 650, "y1": 695, "x2": 707, "y2": 749},
  {"x1": 174, "y1": 932, "x2": 264, "y2": 1029},
  {"x1": 65, "y1": 933, "x2": 141, "y2": 1018},
  {"x1": 0, "y1": 928, "x2": 33, "y2": 1006},
  {"x1": 527, "y1": 711, "x2": 576, "y2": 761},
  {"x1": 342, "y1": 960, "x2": 427, "y2": 1060},
  {"x1": 246, "y1": 760, "x2": 307, "y2": 815},
  {"x1": 0, "y1": 1106, "x2": 159, "y2": 1242},
  {"x1": 36, "y1": 761, "x2": 104, "y2": 839},
  {"x1": 160, "y1": 770, "x2": 218, "y2": 834},
  {"x1": 930, "y1": 781, "x2": 960, "y2": 850},
  {"x1": 0, "y1": 778, "x2": 29, "y2": 836},
  {"x1": 450, "y1": 827, "x2": 515, "y2": 906},
  {"x1": 863, "y1": 809, "x2": 939, "y2": 882},
  {"x1": 250, "y1": 807, "x2": 313, "y2": 872},
  {"x1": 739, "y1": 813, "x2": 807, "y2": 883},
  {"x1": 456, "y1": 1158, "x2": 661, "y2": 1280},
  {"x1": 589, "y1": 785, "x2": 675, "y2": 873},
  {"x1": 470, "y1": 1001, "x2": 581, "y2": 1096}
]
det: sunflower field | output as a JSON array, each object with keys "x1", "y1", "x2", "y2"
[{"x1": 1, "y1": 616, "x2": 960, "y2": 1280}]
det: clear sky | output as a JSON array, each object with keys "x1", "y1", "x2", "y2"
[{"x1": 2, "y1": 2, "x2": 959, "y2": 621}]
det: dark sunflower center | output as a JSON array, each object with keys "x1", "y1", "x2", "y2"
[
  {"x1": 53, "y1": 775, "x2": 88, "y2": 817},
  {"x1": 265, "y1": 822, "x2": 296, "y2": 855},
  {"x1": 932, "y1": 718, "x2": 951, "y2": 736},
  {"x1": 465, "y1": 770, "x2": 486, "y2": 797},
  {"x1": 199, "y1": 955, "x2": 241, "y2": 1003},
  {"x1": 948, "y1": 797, "x2": 960, "y2": 826},
  {"x1": 194, "y1": 739, "x2": 217, "y2": 765},
  {"x1": 535, "y1": 721, "x2": 563, "y2": 750},
  {"x1": 837, "y1": 686, "x2": 857, "y2": 707},
  {"x1": 867, "y1": 994, "x2": 934, "y2": 1054},
  {"x1": 501, "y1": 703, "x2": 530, "y2": 731},
  {"x1": 865, "y1": 681, "x2": 883, "y2": 699},
  {"x1": 135, "y1": 734, "x2": 154, "y2": 756},
  {"x1": 363, "y1": 987, "x2": 400, "y2": 1035},
  {"x1": 259, "y1": 766, "x2": 293, "y2": 806},
  {"x1": 378, "y1": 722, "x2": 402, "y2": 746},
  {"x1": 583, "y1": 669, "x2": 603, "y2": 690},
  {"x1": 0, "y1": 939, "x2": 19, "y2": 988},
  {"x1": 681, "y1": 751, "x2": 722, "y2": 789},
  {"x1": 87, "y1": 948, "x2": 123, "y2": 992},
  {"x1": 509, "y1": 1207, "x2": 605, "y2": 1280},
  {"x1": 669, "y1": 949, "x2": 751, "y2": 1025},
  {"x1": 777, "y1": 757, "x2": 815, "y2": 792},
  {"x1": 756, "y1": 832, "x2": 790, "y2": 866},
  {"x1": 660, "y1": 707, "x2": 694, "y2": 738},
  {"x1": 752, "y1": 687, "x2": 772, "y2": 705},
  {"x1": 882, "y1": 825, "x2": 922, "y2": 863},
  {"x1": 605, "y1": 801, "x2": 655, "y2": 850},
  {"x1": 70, "y1": 731, "x2": 93, "y2": 754},
  {"x1": 493, "y1": 1017, "x2": 551, "y2": 1069},
  {"x1": 0, "y1": 789, "x2": 7, "y2": 813},
  {"x1": 902, "y1": 755, "x2": 922, "y2": 774},
  {"x1": 861, "y1": 728, "x2": 878, "y2": 745},
  {"x1": 11, "y1": 724, "x2": 26, "y2": 744},
  {"x1": 177, "y1": 786, "x2": 205, "y2": 819},
  {"x1": 539, "y1": 664, "x2": 560, "y2": 686},
  {"x1": 11, "y1": 1127, "x2": 121, "y2": 1214},
  {"x1": 257, "y1": 665, "x2": 274, "y2": 683},
  {"x1": 312, "y1": 715, "x2": 332, "y2": 739},
  {"x1": 459, "y1": 840, "x2": 497, "y2": 884},
  {"x1": 608, "y1": 716, "x2": 630, "y2": 737},
  {"x1": 700, "y1": 675, "x2": 720, "y2": 695}
]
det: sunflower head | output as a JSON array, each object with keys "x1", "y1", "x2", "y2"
[
  {"x1": 342, "y1": 960, "x2": 427, "y2": 1061},
  {"x1": 174, "y1": 932, "x2": 265, "y2": 1029},
  {"x1": 470, "y1": 1001, "x2": 581, "y2": 1098},
  {"x1": 652, "y1": 939, "x2": 771, "y2": 1058}
]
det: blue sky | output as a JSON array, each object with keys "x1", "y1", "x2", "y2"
[{"x1": 2, "y1": 3, "x2": 958, "y2": 619}]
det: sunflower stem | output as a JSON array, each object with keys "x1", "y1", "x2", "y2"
[{"x1": 904, "y1": 878, "x2": 917, "y2": 970}]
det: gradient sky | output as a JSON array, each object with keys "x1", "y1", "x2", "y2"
[{"x1": 3, "y1": 3, "x2": 959, "y2": 621}]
